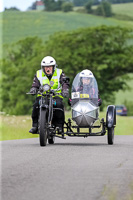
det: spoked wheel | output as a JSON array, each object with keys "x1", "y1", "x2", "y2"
[
  {"x1": 48, "y1": 136, "x2": 55, "y2": 144},
  {"x1": 39, "y1": 109, "x2": 47, "y2": 146},
  {"x1": 107, "y1": 127, "x2": 114, "y2": 145}
]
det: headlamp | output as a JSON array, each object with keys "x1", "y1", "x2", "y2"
[{"x1": 43, "y1": 84, "x2": 50, "y2": 92}]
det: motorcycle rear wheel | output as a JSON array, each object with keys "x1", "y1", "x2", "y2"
[
  {"x1": 39, "y1": 109, "x2": 47, "y2": 146},
  {"x1": 107, "y1": 127, "x2": 114, "y2": 145}
]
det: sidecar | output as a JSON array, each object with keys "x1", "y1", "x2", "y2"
[{"x1": 61, "y1": 69, "x2": 116, "y2": 145}]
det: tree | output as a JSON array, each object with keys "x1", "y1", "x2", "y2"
[
  {"x1": 1, "y1": 26, "x2": 133, "y2": 114},
  {"x1": 108, "y1": 0, "x2": 133, "y2": 3},
  {"x1": 42, "y1": 0, "x2": 63, "y2": 11},
  {"x1": 1, "y1": 37, "x2": 45, "y2": 115},
  {"x1": 85, "y1": 1, "x2": 93, "y2": 13},
  {"x1": 41, "y1": 26, "x2": 133, "y2": 108},
  {"x1": 42, "y1": 0, "x2": 55, "y2": 11},
  {"x1": 28, "y1": 1, "x2": 37, "y2": 10},
  {"x1": 95, "y1": 1, "x2": 112, "y2": 17},
  {"x1": 61, "y1": 2, "x2": 73, "y2": 12},
  {"x1": 73, "y1": 0, "x2": 89, "y2": 6},
  {"x1": 5, "y1": 7, "x2": 20, "y2": 11}
]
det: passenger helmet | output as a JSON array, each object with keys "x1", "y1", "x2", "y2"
[
  {"x1": 79, "y1": 69, "x2": 94, "y2": 78},
  {"x1": 79, "y1": 69, "x2": 94, "y2": 86},
  {"x1": 41, "y1": 56, "x2": 57, "y2": 76}
]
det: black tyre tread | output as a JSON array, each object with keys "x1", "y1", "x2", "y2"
[
  {"x1": 39, "y1": 109, "x2": 47, "y2": 146},
  {"x1": 108, "y1": 127, "x2": 114, "y2": 145}
]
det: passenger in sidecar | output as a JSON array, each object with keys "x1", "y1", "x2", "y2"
[
  {"x1": 64, "y1": 69, "x2": 116, "y2": 145},
  {"x1": 71, "y1": 70, "x2": 102, "y2": 126}
]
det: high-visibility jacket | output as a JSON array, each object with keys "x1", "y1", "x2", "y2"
[{"x1": 36, "y1": 68, "x2": 63, "y2": 98}]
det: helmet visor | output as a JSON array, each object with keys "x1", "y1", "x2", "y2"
[{"x1": 81, "y1": 77, "x2": 91, "y2": 85}]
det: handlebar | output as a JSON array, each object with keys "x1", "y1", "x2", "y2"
[
  {"x1": 26, "y1": 86, "x2": 62, "y2": 96},
  {"x1": 26, "y1": 92, "x2": 35, "y2": 95},
  {"x1": 51, "y1": 86, "x2": 62, "y2": 92}
]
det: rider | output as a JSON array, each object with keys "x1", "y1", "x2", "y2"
[{"x1": 29, "y1": 56, "x2": 69, "y2": 133}]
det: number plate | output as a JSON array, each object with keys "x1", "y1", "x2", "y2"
[{"x1": 80, "y1": 94, "x2": 89, "y2": 98}]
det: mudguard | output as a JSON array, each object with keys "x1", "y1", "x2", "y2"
[{"x1": 106, "y1": 105, "x2": 116, "y2": 128}]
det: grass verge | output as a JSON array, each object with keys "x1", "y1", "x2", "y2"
[{"x1": 0, "y1": 112, "x2": 133, "y2": 141}]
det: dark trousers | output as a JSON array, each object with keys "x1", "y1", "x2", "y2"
[{"x1": 32, "y1": 96, "x2": 64, "y2": 127}]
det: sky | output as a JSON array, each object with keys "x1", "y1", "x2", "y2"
[{"x1": 0, "y1": 0, "x2": 35, "y2": 12}]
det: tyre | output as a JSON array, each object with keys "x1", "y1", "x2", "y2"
[
  {"x1": 48, "y1": 136, "x2": 55, "y2": 144},
  {"x1": 107, "y1": 127, "x2": 114, "y2": 145},
  {"x1": 39, "y1": 109, "x2": 47, "y2": 146}
]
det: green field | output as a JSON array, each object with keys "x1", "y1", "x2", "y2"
[
  {"x1": 0, "y1": 112, "x2": 133, "y2": 141},
  {"x1": 112, "y1": 3, "x2": 133, "y2": 18},
  {"x1": 92, "y1": 2, "x2": 133, "y2": 19},
  {"x1": 1, "y1": 10, "x2": 133, "y2": 46}
]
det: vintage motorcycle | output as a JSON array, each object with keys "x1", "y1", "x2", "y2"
[
  {"x1": 27, "y1": 70, "x2": 116, "y2": 147},
  {"x1": 27, "y1": 80, "x2": 67, "y2": 146}
]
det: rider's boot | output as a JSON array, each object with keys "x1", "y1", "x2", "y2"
[
  {"x1": 29, "y1": 122, "x2": 38, "y2": 134},
  {"x1": 58, "y1": 124, "x2": 64, "y2": 134}
]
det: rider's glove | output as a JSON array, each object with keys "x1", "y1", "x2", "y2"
[
  {"x1": 62, "y1": 89, "x2": 69, "y2": 98},
  {"x1": 30, "y1": 87, "x2": 38, "y2": 95}
]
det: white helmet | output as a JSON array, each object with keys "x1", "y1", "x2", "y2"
[
  {"x1": 41, "y1": 56, "x2": 57, "y2": 75},
  {"x1": 79, "y1": 70, "x2": 94, "y2": 86},
  {"x1": 79, "y1": 69, "x2": 94, "y2": 78}
]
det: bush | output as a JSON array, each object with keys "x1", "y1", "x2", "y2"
[
  {"x1": 61, "y1": 2, "x2": 73, "y2": 12},
  {"x1": 123, "y1": 100, "x2": 133, "y2": 116},
  {"x1": 75, "y1": 7, "x2": 87, "y2": 13},
  {"x1": 95, "y1": 1, "x2": 112, "y2": 17},
  {"x1": 5, "y1": 7, "x2": 20, "y2": 11},
  {"x1": 94, "y1": 4, "x2": 105, "y2": 16},
  {"x1": 85, "y1": 1, "x2": 93, "y2": 13}
]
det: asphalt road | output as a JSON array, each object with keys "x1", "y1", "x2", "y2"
[{"x1": 1, "y1": 135, "x2": 133, "y2": 200}]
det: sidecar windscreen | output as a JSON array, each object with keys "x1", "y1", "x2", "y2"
[{"x1": 71, "y1": 72, "x2": 98, "y2": 106}]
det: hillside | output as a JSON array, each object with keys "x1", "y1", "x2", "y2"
[
  {"x1": 112, "y1": 3, "x2": 133, "y2": 18},
  {"x1": 2, "y1": 10, "x2": 133, "y2": 46}
]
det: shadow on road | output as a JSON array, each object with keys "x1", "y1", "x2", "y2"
[{"x1": 53, "y1": 142, "x2": 107, "y2": 147}]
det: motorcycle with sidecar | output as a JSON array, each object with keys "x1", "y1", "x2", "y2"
[{"x1": 27, "y1": 70, "x2": 116, "y2": 147}]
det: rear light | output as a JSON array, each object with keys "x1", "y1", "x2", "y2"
[{"x1": 123, "y1": 108, "x2": 127, "y2": 112}]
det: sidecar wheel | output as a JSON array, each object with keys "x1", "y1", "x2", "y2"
[
  {"x1": 39, "y1": 109, "x2": 47, "y2": 147},
  {"x1": 48, "y1": 136, "x2": 55, "y2": 144},
  {"x1": 107, "y1": 127, "x2": 114, "y2": 145}
]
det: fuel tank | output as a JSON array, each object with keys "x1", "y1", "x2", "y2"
[{"x1": 72, "y1": 100, "x2": 99, "y2": 126}]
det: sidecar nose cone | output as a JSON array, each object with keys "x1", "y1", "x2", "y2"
[{"x1": 72, "y1": 100, "x2": 99, "y2": 126}]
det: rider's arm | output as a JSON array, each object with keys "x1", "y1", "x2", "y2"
[
  {"x1": 60, "y1": 71, "x2": 70, "y2": 90},
  {"x1": 60, "y1": 71, "x2": 70, "y2": 98},
  {"x1": 31, "y1": 74, "x2": 41, "y2": 89}
]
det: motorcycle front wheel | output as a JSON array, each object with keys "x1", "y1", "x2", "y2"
[{"x1": 39, "y1": 109, "x2": 47, "y2": 146}]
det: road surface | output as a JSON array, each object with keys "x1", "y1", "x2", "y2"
[{"x1": 1, "y1": 135, "x2": 133, "y2": 200}]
